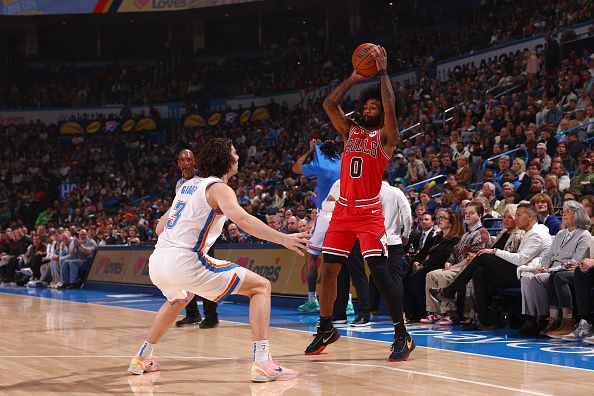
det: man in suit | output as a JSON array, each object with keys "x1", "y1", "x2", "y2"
[{"x1": 408, "y1": 212, "x2": 436, "y2": 255}]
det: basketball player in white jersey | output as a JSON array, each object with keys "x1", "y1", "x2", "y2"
[{"x1": 128, "y1": 138, "x2": 309, "y2": 382}]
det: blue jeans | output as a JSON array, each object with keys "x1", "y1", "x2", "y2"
[{"x1": 60, "y1": 259, "x2": 90, "y2": 284}]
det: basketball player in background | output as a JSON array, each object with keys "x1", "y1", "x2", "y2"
[
  {"x1": 305, "y1": 45, "x2": 415, "y2": 361},
  {"x1": 128, "y1": 138, "x2": 309, "y2": 382},
  {"x1": 173, "y1": 149, "x2": 220, "y2": 329},
  {"x1": 292, "y1": 138, "x2": 341, "y2": 313}
]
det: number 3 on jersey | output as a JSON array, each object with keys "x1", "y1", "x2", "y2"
[
  {"x1": 350, "y1": 156, "x2": 363, "y2": 178},
  {"x1": 166, "y1": 201, "x2": 187, "y2": 229}
]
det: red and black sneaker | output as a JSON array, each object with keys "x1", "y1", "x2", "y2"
[
  {"x1": 389, "y1": 333, "x2": 415, "y2": 362},
  {"x1": 304, "y1": 326, "x2": 340, "y2": 355}
]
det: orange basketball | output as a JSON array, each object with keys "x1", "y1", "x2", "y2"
[{"x1": 352, "y1": 43, "x2": 378, "y2": 78}]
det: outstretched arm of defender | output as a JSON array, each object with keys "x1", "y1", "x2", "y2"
[
  {"x1": 322, "y1": 72, "x2": 365, "y2": 137},
  {"x1": 208, "y1": 183, "x2": 309, "y2": 255},
  {"x1": 292, "y1": 139, "x2": 317, "y2": 174},
  {"x1": 372, "y1": 46, "x2": 399, "y2": 152}
]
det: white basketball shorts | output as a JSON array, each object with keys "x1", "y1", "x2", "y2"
[
  {"x1": 307, "y1": 210, "x2": 332, "y2": 255},
  {"x1": 149, "y1": 247, "x2": 246, "y2": 303}
]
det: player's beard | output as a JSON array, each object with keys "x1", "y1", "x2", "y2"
[{"x1": 361, "y1": 113, "x2": 382, "y2": 130}]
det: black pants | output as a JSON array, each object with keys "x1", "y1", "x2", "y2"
[
  {"x1": 185, "y1": 246, "x2": 218, "y2": 320},
  {"x1": 186, "y1": 294, "x2": 219, "y2": 320},
  {"x1": 573, "y1": 267, "x2": 594, "y2": 323},
  {"x1": 333, "y1": 240, "x2": 371, "y2": 318},
  {"x1": 30, "y1": 255, "x2": 44, "y2": 280},
  {"x1": 443, "y1": 254, "x2": 519, "y2": 325},
  {"x1": 404, "y1": 266, "x2": 437, "y2": 320},
  {"x1": 0, "y1": 258, "x2": 18, "y2": 282},
  {"x1": 549, "y1": 270, "x2": 574, "y2": 308},
  {"x1": 369, "y1": 244, "x2": 404, "y2": 312}
]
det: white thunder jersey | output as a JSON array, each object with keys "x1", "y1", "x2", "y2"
[{"x1": 157, "y1": 177, "x2": 225, "y2": 252}]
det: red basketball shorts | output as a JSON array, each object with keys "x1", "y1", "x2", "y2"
[{"x1": 322, "y1": 200, "x2": 387, "y2": 259}]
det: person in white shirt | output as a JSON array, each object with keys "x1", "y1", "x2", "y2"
[
  {"x1": 128, "y1": 138, "x2": 309, "y2": 382},
  {"x1": 432, "y1": 203, "x2": 552, "y2": 330},
  {"x1": 369, "y1": 175, "x2": 413, "y2": 320}
]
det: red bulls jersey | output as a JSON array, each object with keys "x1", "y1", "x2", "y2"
[{"x1": 339, "y1": 126, "x2": 391, "y2": 203}]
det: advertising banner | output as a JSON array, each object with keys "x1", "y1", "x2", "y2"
[
  {"x1": 87, "y1": 247, "x2": 152, "y2": 285},
  {"x1": 0, "y1": 0, "x2": 97, "y2": 16},
  {"x1": 222, "y1": 70, "x2": 418, "y2": 111},
  {"x1": 87, "y1": 246, "x2": 322, "y2": 297},
  {"x1": 436, "y1": 22, "x2": 593, "y2": 81},
  {"x1": 87, "y1": 246, "x2": 366, "y2": 298},
  {"x1": 0, "y1": 102, "x2": 176, "y2": 125},
  {"x1": 0, "y1": 0, "x2": 260, "y2": 15}
]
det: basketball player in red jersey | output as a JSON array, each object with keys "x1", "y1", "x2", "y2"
[{"x1": 304, "y1": 45, "x2": 415, "y2": 361}]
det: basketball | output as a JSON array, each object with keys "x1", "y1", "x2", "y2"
[{"x1": 352, "y1": 43, "x2": 378, "y2": 78}]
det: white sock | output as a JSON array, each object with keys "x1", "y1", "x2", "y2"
[
  {"x1": 348, "y1": 294, "x2": 352, "y2": 304},
  {"x1": 253, "y1": 340, "x2": 270, "y2": 363},
  {"x1": 137, "y1": 340, "x2": 155, "y2": 359},
  {"x1": 562, "y1": 312, "x2": 572, "y2": 320},
  {"x1": 308, "y1": 292, "x2": 317, "y2": 302},
  {"x1": 549, "y1": 308, "x2": 559, "y2": 318}
]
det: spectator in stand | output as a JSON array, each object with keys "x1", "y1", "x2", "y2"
[
  {"x1": 544, "y1": 175, "x2": 563, "y2": 209},
  {"x1": 0, "y1": 229, "x2": 29, "y2": 284},
  {"x1": 455, "y1": 156, "x2": 472, "y2": 186},
  {"x1": 58, "y1": 229, "x2": 97, "y2": 289},
  {"x1": 23, "y1": 234, "x2": 47, "y2": 282},
  {"x1": 572, "y1": 243, "x2": 594, "y2": 345},
  {"x1": 297, "y1": 219, "x2": 309, "y2": 233},
  {"x1": 519, "y1": 200, "x2": 591, "y2": 337},
  {"x1": 553, "y1": 146, "x2": 576, "y2": 176},
  {"x1": 424, "y1": 201, "x2": 491, "y2": 326},
  {"x1": 405, "y1": 151, "x2": 427, "y2": 184},
  {"x1": 286, "y1": 216, "x2": 299, "y2": 234},
  {"x1": 426, "y1": 156, "x2": 443, "y2": 179},
  {"x1": 494, "y1": 182, "x2": 519, "y2": 216},
  {"x1": 405, "y1": 208, "x2": 463, "y2": 322},
  {"x1": 531, "y1": 193, "x2": 561, "y2": 235},
  {"x1": 536, "y1": 143, "x2": 552, "y2": 173},
  {"x1": 570, "y1": 158, "x2": 594, "y2": 191},
  {"x1": 494, "y1": 156, "x2": 511, "y2": 186},
  {"x1": 227, "y1": 223, "x2": 247, "y2": 243},
  {"x1": 392, "y1": 153, "x2": 408, "y2": 180},
  {"x1": 47, "y1": 228, "x2": 62, "y2": 288},
  {"x1": 432, "y1": 203, "x2": 553, "y2": 330}
]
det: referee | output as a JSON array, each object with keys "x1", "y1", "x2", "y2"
[{"x1": 172, "y1": 149, "x2": 219, "y2": 328}]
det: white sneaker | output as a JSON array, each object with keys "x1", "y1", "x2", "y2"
[
  {"x1": 560, "y1": 320, "x2": 593, "y2": 342},
  {"x1": 583, "y1": 335, "x2": 594, "y2": 345},
  {"x1": 420, "y1": 314, "x2": 441, "y2": 324},
  {"x1": 438, "y1": 316, "x2": 455, "y2": 326}
]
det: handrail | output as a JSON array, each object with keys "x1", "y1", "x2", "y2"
[
  {"x1": 401, "y1": 122, "x2": 420, "y2": 134},
  {"x1": 493, "y1": 83, "x2": 521, "y2": 100},
  {"x1": 585, "y1": 135, "x2": 594, "y2": 144},
  {"x1": 403, "y1": 174, "x2": 447, "y2": 192},
  {"x1": 556, "y1": 120, "x2": 594, "y2": 142},
  {"x1": 481, "y1": 148, "x2": 529, "y2": 171},
  {"x1": 403, "y1": 132, "x2": 422, "y2": 143}
]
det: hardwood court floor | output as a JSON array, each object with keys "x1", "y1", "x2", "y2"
[{"x1": 0, "y1": 292, "x2": 592, "y2": 396}]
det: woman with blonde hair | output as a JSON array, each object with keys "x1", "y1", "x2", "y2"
[{"x1": 512, "y1": 158, "x2": 527, "y2": 184}]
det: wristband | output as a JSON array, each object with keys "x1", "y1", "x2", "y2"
[{"x1": 378, "y1": 69, "x2": 389, "y2": 77}]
